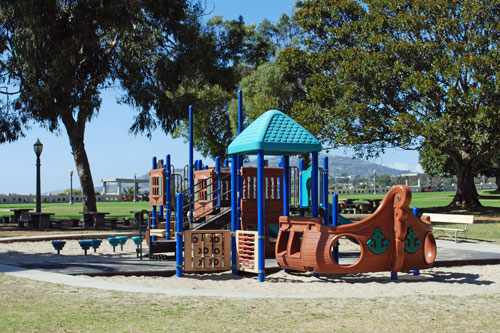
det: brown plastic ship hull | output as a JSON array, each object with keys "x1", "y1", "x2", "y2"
[{"x1": 275, "y1": 185, "x2": 436, "y2": 274}]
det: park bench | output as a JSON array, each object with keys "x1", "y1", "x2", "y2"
[{"x1": 423, "y1": 213, "x2": 475, "y2": 242}]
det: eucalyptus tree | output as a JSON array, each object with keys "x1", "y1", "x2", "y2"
[{"x1": 0, "y1": 0, "x2": 220, "y2": 211}]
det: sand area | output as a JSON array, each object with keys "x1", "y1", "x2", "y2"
[{"x1": 1, "y1": 239, "x2": 500, "y2": 298}]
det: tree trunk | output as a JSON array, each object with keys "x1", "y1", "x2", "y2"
[
  {"x1": 63, "y1": 118, "x2": 97, "y2": 212},
  {"x1": 449, "y1": 153, "x2": 482, "y2": 209}
]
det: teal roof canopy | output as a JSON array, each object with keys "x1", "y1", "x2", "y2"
[{"x1": 227, "y1": 110, "x2": 322, "y2": 155}]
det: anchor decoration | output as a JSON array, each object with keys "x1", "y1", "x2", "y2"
[
  {"x1": 367, "y1": 227, "x2": 389, "y2": 255},
  {"x1": 404, "y1": 227, "x2": 420, "y2": 253}
]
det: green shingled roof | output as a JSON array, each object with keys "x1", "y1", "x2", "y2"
[{"x1": 227, "y1": 110, "x2": 322, "y2": 155}]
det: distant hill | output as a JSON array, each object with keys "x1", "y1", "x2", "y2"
[
  {"x1": 244, "y1": 154, "x2": 409, "y2": 177},
  {"x1": 46, "y1": 156, "x2": 407, "y2": 194}
]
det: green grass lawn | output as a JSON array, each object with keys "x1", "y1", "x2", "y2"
[
  {"x1": 335, "y1": 190, "x2": 500, "y2": 209},
  {"x1": 0, "y1": 201, "x2": 151, "y2": 219},
  {"x1": 1, "y1": 190, "x2": 500, "y2": 242}
]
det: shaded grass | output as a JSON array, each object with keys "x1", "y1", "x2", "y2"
[{"x1": 0, "y1": 274, "x2": 499, "y2": 331}]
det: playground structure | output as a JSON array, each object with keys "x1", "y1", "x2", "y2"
[
  {"x1": 145, "y1": 91, "x2": 436, "y2": 282},
  {"x1": 276, "y1": 185, "x2": 436, "y2": 274}
]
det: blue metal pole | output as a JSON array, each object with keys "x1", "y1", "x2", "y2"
[
  {"x1": 237, "y1": 90, "x2": 244, "y2": 229},
  {"x1": 237, "y1": 155, "x2": 242, "y2": 230},
  {"x1": 165, "y1": 154, "x2": 171, "y2": 240},
  {"x1": 189, "y1": 105, "x2": 194, "y2": 228},
  {"x1": 224, "y1": 158, "x2": 229, "y2": 167},
  {"x1": 332, "y1": 194, "x2": 339, "y2": 226},
  {"x1": 230, "y1": 154, "x2": 238, "y2": 275},
  {"x1": 215, "y1": 156, "x2": 221, "y2": 209},
  {"x1": 283, "y1": 155, "x2": 289, "y2": 216},
  {"x1": 299, "y1": 158, "x2": 305, "y2": 216},
  {"x1": 332, "y1": 193, "x2": 339, "y2": 263},
  {"x1": 238, "y1": 90, "x2": 243, "y2": 134},
  {"x1": 152, "y1": 157, "x2": 157, "y2": 241},
  {"x1": 257, "y1": 150, "x2": 265, "y2": 282},
  {"x1": 412, "y1": 206, "x2": 420, "y2": 276},
  {"x1": 322, "y1": 156, "x2": 329, "y2": 226},
  {"x1": 176, "y1": 193, "x2": 183, "y2": 277},
  {"x1": 311, "y1": 152, "x2": 319, "y2": 218}
]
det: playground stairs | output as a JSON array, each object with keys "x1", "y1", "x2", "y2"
[{"x1": 190, "y1": 207, "x2": 231, "y2": 231}]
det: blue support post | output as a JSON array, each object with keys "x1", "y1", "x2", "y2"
[
  {"x1": 299, "y1": 158, "x2": 305, "y2": 216},
  {"x1": 176, "y1": 193, "x2": 184, "y2": 277},
  {"x1": 257, "y1": 150, "x2": 265, "y2": 282},
  {"x1": 283, "y1": 155, "x2": 290, "y2": 217},
  {"x1": 238, "y1": 90, "x2": 243, "y2": 134},
  {"x1": 159, "y1": 158, "x2": 165, "y2": 225},
  {"x1": 332, "y1": 193, "x2": 339, "y2": 263},
  {"x1": 152, "y1": 157, "x2": 157, "y2": 241},
  {"x1": 311, "y1": 152, "x2": 319, "y2": 218},
  {"x1": 230, "y1": 154, "x2": 238, "y2": 275},
  {"x1": 224, "y1": 158, "x2": 229, "y2": 167},
  {"x1": 332, "y1": 194, "x2": 339, "y2": 226},
  {"x1": 215, "y1": 156, "x2": 221, "y2": 209},
  {"x1": 237, "y1": 90, "x2": 244, "y2": 229},
  {"x1": 189, "y1": 105, "x2": 194, "y2": 229},
  {"x1": 322, "y1": 156, "x2": 329, "y2": 226},
  {"x1": 151, "y1": 206, "x2": 157, "y2": 241},
  {"x1": 165, "y1": 154, "x2": 171, "y2": 240},
  {"x1": 412, "y1": 206, "x2": 420, "y2": 276}
]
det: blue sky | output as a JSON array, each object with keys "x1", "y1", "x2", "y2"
[{"x1": 0, "y1": 0, "x2": 421, "y2": 195}]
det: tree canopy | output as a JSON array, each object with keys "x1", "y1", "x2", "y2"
[
  {"x1": 0, "y1": 0, "x2": 224, "y2": 210},
  {"x1": 278, "y1": 0, "x2": 500, "y2": 208}
]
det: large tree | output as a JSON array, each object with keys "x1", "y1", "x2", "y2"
[
  {"x1": 279, "y1": 0, "x2": 500, "y2": 209},
  {"x1": 0, "y1": 1, "x2": 216, "y2": 211},
  {"x1": 169, "y1": 15, "x2": 291, "y2": 159}
]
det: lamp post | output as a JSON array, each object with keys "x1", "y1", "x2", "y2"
[
  {"x1": 373, "y1": 169, "x2": 377, "y2": 195},
  {"x1": 33, "y1": 139, "x2": 43, "y2": 213},
  {"x1": 133, "y1": 173, "x2": 137, "y2": 202},
  {"x1": 69, "y1": 170, "x2": 74, "y2": 205}
]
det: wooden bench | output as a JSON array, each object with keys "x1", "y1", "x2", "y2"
[{"x1": 423, "y1": 213, "x2": 474, "y2": 242}]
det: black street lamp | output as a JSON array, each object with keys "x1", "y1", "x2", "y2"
[
  {"x1": 133, "y1": 173, "x2": 137, "y2": 202},
  {"x1": 69, "y1": 169, "x2": 74, "y2": 205},
  {"x1": 33, "y1": 139, "x2": 43, "y2": 213}
]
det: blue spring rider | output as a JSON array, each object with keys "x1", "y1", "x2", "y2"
[
  {"x1": 51, "y1": 241, "x2": 66, "y2": 255},
  {"x1": 90, "y1": 239, "x2": 102, "y2": 253},
  {"x1": 78, "y1": 240, "x2": 92, "y2": 255},
  {"x1": 131, "y1": 236, "x2": 144, "y2": 258},
  {"x1": 107, "y1": 237, "x2": 120, "y2": 252},
  {"x1": 115, "y1": 236, "x2": 129, "y2": 251}
]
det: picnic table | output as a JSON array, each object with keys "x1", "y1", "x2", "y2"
[
  {"x1": 365, "y1": 199, "x2": 382, "y2": 211},
  {"x1": 9, "y1": 208, "x2": 33, "y2": 225},
  {"x1": 80, "y1": 211, "x2": 109, "y2": 228},
  {"x1": 28, "y1": 212, "x2": 55, "y2": 229},
  {"x1": 339, "y1": 199, "x2": 358, "y2": 214}
]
